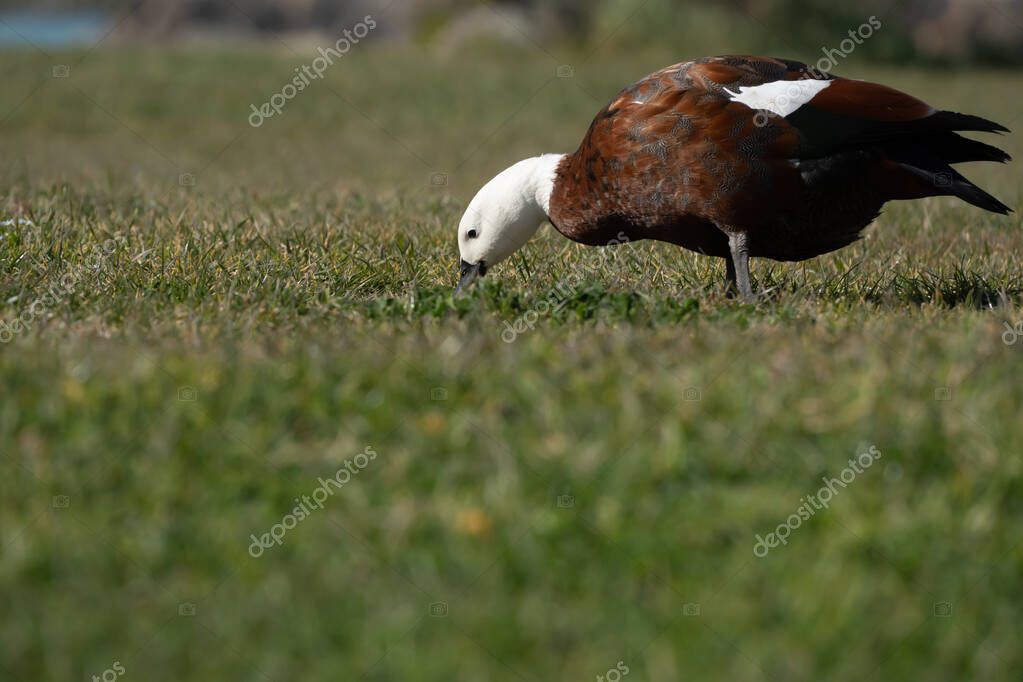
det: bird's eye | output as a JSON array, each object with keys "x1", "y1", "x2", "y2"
[{"x1": 467, "y1": 229, "x2": 478, "y2": 239}]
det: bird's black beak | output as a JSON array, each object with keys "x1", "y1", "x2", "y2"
[{"x1": 455, "y1": 259, "x2": 486, "y2": 295}]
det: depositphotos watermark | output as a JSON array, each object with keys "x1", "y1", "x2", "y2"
[
  {"x1": 0, "y1": 235, "x2": 127, "y2": 344},
  {"x1": 1003, "y1": 321, "x2": 1022, "y2": 346},
  {"x1": 90, "y1": 661, "x2": 125, "y2": 682},
  {"x1": 501, "y1": 231, "x2": 635, "y2": 343},
  {"x1": 248, "y1": 15, "x2": 377, "y2": 127},
  {"x1": 753, "y1": 445, "x2": 881, "y2": 557},
  {"x1": 596, "y1": 661, "x2": 630, "y2": 682},
  {"x1": 248, "y1": 446, "x2": 378, "y2": 557},
  {"x1": 752, "y1": 15, "x2": 882, "y2": 128},
  {"x1": 805, "y1": 16, "x2": 883, "y2": 79}
]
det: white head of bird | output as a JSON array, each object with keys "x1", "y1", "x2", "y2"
[{"x1": 456, "y1": 153, "x2": 565, "y2": 292}]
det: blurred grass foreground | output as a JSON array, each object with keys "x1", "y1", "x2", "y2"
[{"x1": 2, "y1": 1, "x2": 1023, "y2": 682}]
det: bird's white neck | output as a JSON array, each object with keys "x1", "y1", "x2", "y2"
[{"x1": 529, "y1": 153, "x2": 567, "y2": 216}]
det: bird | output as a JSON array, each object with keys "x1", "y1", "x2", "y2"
[{"x1": 455, "y1": 55, "x2": 1012, "y2": 299}]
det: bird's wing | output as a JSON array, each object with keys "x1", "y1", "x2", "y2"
[
  {"x1": 610, "y1": 55, "x2": 1008, "y2": 158},
  {"x1": 575, "y1": 56, "x2": 812, "y2": 226},
  {"x1": 596, "y1": 56, "x2": 1010, "y2": 214}
]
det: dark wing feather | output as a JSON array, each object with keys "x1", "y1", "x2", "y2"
[
  {"x1": 782, "y1": 76, "x2": 1011, "y2": 213},
  {"x1": 694, "y1": 61, "x2": 1012, "y2": 214},
  {"x1": 787, "y1": 78, "x2": 1010, "y2": 157}
]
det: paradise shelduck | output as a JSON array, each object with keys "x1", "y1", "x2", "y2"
[{"x1": 456, "y1": 55, "x2": 1012, "y2": 298}]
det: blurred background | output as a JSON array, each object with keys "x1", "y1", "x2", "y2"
[{"x1": 2, "y1": 0, "x2": 1023, "y2": 63}]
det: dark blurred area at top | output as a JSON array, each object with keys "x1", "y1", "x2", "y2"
[{"x1": 2, "y1": 0, "x2": 1022, "y2": 65}]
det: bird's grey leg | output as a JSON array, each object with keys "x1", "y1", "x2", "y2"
[{"x1": 727, "y1": 231, "x2": 754, "y2": 300}]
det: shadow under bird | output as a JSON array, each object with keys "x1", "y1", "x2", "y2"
[{"x1": 455, "y1": 55, "x2": 1013, "y2": 299}]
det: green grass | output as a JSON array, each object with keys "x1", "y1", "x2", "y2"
[{"x1": 2, "y1": 44, "x2": 1023, "y2": 682}]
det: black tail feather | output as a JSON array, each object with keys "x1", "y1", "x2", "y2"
[
  {"x1": 926, "y1": 110, "x2": 1010, "y2": 134},
  {"x1": 886, "y1": 132, "x2": 1011, "y2": 166},
  {"x1": 885, "y1": 131, "x2": 1013, "y2": 215},
  {"x1": 853, "y1": 110, "x2": 1011, "y2": 145},
  {"x1": 896, "y1": 162, "x2": 1013, "y2": 215},
  {"x1": 930, "y1": 133, "x2": 1012, "y2": 165}
]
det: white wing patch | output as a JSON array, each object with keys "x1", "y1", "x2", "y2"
[{"x1": 723, "y1": 79, "x2": 832, "y2": 118}]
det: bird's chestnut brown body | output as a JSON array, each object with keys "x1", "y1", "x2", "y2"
[
  {"x1": 547, "y1": 56, "x2": 1010, "y2": 265},
  {"x1": 455, "y1": 55, "x2": 1010, "y2": 299}
]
